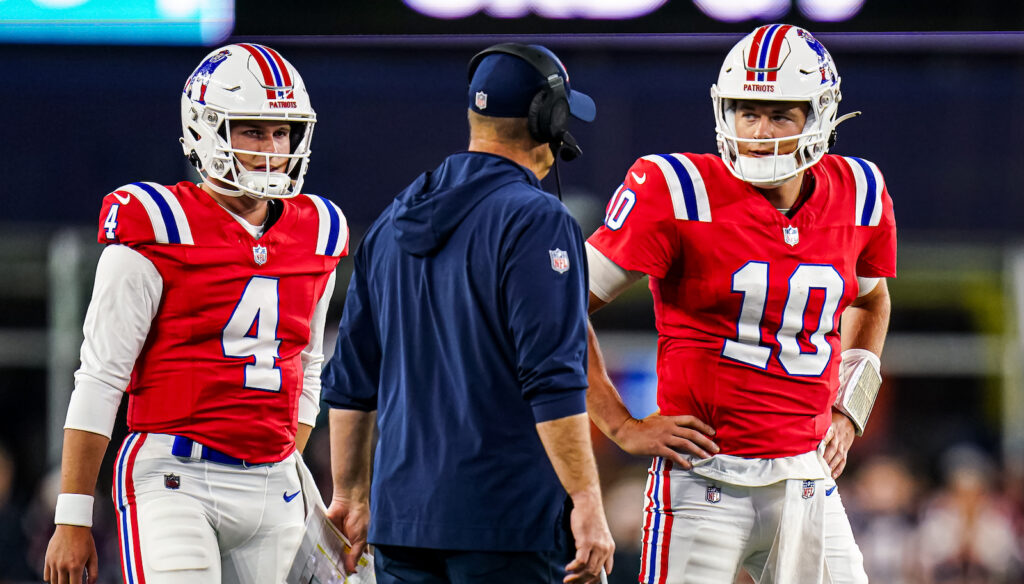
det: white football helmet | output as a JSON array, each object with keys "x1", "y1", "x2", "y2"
[
  {"x1": 711, "y1": 25, "x2": 854, "y2": 187},
  {"x1": 180, "y1": 43, "x2": 316, "y2": 199}
]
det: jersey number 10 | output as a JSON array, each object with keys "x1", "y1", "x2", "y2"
[{"x1": 723, "y1": 262, "x2": 844, "y2": 376}]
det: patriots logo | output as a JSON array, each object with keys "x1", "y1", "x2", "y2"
[
  {"x1": 798, "y1": 29, "x2": 837, "y2": 85},
  {"x1": 184, "y1": 49, "x2": 231, "y2": 105}
]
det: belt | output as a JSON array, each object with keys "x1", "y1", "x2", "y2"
[{"x1": 170, "y1": 436, "x2": 273, "y2": 468}]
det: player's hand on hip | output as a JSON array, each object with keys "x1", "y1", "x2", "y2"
[
  {"x1": 824, "y1": 410, "x2": 857, "y2": 479},
  {"x1": 564, "y1": 490, "x2": 615, "y2": 584},
  {"x1": 43, "y1": 525, "x2": 99, "y2": 584},
  {"x1": 326, "y1": 495, "x2": 370, "y2": 575},
  {"x1": 614, "y1": 413, "x2": 719, "y2": 469}
]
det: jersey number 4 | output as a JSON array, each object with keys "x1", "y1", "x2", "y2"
[
  {"x1": 222, "y1": 276, "x2": 282, "y2": 392},
  {"x1": 723, "y1": 262, "x2": 844, "y2": 376}
]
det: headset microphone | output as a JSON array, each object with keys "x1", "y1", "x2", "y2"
[{"x1": 558, "y1": 131, "x2": 582, "y2": 162}]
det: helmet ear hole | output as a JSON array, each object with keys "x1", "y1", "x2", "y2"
[{"x1": 288, "y1": 122, "x2": 307, "y2": 154}]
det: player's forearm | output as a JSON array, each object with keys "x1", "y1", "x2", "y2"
[
  {"x1": 585, "y1": 321, "x2": 634, "y2": 441},
  {"x1": 296, "y1": 423, "x2": 313, "y2": 454},
  {"x1": 58, "y1": 429, "x2": 110, "y2": 496},
  {"x1": 328, "y1": 408, "x2": 374, "y2": 500},
  {"x1": 535, "y1": 413, "x2": 603, "y2": 502},
  {"x1": 841, "y1": 279, "x2": 891, "y2": 355}
]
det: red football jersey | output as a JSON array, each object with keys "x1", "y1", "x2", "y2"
[
  {"x1": 588, "y1": 153, "x2": 896, "y2": 458},
  {"x1": 97, "y1": 181, "x2": 347, "y2": 463}
]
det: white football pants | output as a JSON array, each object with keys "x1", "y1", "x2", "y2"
[
  {"x1": 112, "y1": 433, "x2": 306, "y2": 584},
  {"x1": 638, "y1": 457, "x2": 868, "y2": 584}
]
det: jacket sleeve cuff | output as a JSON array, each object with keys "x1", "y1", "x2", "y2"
[
  {"x1": 322, "y1": 391, "x2": 377, "y2": 412},
  {"x1": 530, "y1": 389, "x2": 587, "y2": 424}
]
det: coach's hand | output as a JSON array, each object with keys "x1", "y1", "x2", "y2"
[
  {"x1": 326, "y1": 496, "x2": 370, "y2": 575},
  {"x1": 613, "y1": 413, "x2": 719, "y2": 469},
  {"x1": 564, "y1": 490, "x2": 615, "y2": 584},
  {"x1": 43, "y1": 525, "x2": 98, "y2": 584},
  {"x1": 824, "y1": 410, "x2": 857, "y2": 479}
]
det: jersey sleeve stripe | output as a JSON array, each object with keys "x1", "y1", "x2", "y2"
[
  {"x1": 844, "y1": 157, "x2": 884, "y2": 227},
  {"x1": 641, "y1": 154, "x2": 713, "y2": 222},
  {"x1": 669, "y1": 154, "x2": 712, "y2": 222},
  {"x1": 307, "y1": 194, "x2": 344, "y2": 256},
  {"x1": 121, "y1": 183, "x2": 194, "y2": 245}
]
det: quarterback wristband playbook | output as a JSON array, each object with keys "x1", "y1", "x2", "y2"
[
  {"x1": 833, "y1": 349, "x2": 882, "y2": 436},
  {"x1": 54, "y1": 493, "x2": 94, "y2": 527}
]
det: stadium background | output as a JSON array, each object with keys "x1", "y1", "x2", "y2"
[{"x1": 1, "y1": 1, "x2": 1023, "y2": 581}]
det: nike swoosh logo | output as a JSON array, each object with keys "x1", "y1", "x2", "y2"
[
  {"x1": 631, "y1": 172, "x2": 646, "y2": 184},
  {"x1": 825, "y1": 486, "x2": 836, "y2": 496},
  {"x1": 283, "y1": 490, "x2": 300, "y2": 503},
  {"x1": 112, "y1": 191, "x2": 131, "y2": 205}
]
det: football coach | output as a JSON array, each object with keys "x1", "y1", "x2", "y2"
[{"x1": 321, "y1": 42, "x2": 614, "y2": 584}]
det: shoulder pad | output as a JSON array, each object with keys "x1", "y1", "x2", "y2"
[
  {"x1": 638, "y1": 154, "x2": 712, "y2": 222},
  {"x1": 100, "y1": 182, "x2": 194, "y2": 245},
  {"x1": 839, "y1": 157, "x2": 885, "y2": 227},
  {"x1": 302, "y1": 194, "x2": 349, "y2": 257}
]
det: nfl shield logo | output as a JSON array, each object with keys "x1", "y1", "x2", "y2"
[
  {"x1": 549, "y1": 249, "x2": 570, "y2": 274},
  {"x1": 706, "y1": 485, "x2": 722, "y2": 504},
  {"x1": 164, "y1": 473, "x2": 181, "y2": 490},
  {"x1": 802, "y1": 480, "x2": 816, "y2": 499},
  {"x1": 783, "y1": 225, "x2": 800, "y2": 247},
  {"x1": 253, "y1": 245, "x2": 268, "y2": 266},
  {"x1": 475, "y1": 91, "x2": 488, "y2": 110}
]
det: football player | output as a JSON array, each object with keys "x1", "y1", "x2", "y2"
[
  {"x1": 43, "y1": 44, "x2": 347, "y2": 584},
  {"x1": 585, "y1": 25, "x2": 895, "y2": 583}
]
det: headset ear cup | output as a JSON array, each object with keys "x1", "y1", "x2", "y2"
[
  {"x1": 527, "y1": 90, "x2": 550, "y2": 144},
  {"x1": 549, "y1": 98, "x2": 569, "y2": 142},
  {"x1": 528, "y1": 89, "x2": 570, "y2": 146}
]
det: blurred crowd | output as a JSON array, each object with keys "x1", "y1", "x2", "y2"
[{"x1": 1, "y1": 436, "x2": 1021, "y2": 584}]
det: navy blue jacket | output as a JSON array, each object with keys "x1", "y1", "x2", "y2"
[{"x1": 322, "y1": 152, "x2": 589, "y2": 552}]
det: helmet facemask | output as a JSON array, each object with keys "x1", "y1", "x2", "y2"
[{"x1": 713, "y1": 87, "x2": 838, "y2": 188}]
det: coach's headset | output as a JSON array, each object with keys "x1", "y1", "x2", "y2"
[{"x1": 468, "y1": 43, "x2": 584, "y2": 162}]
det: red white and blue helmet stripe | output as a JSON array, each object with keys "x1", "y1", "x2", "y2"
[
  {"x1": 237, "y1": 43, "x2": 295, "y2": 100},
  {"x1": 746, "y1": 24, "x2": 794, "y2": 83}
]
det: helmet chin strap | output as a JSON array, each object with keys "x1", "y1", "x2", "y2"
[
  {"x1": 201, "y1": 176, "x2": 248, "y2": 198},
  {"x1": 734, "y1": 153, "x2": 799, "y2": 188}
]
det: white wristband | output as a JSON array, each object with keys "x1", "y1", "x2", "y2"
[{"x1": 54, "y1": 493, "x2": 94, "y2": 527}]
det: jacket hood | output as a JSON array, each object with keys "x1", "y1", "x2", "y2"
[{"x1": 393, "y1": 152, "x2": 541, "y2": 256}]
